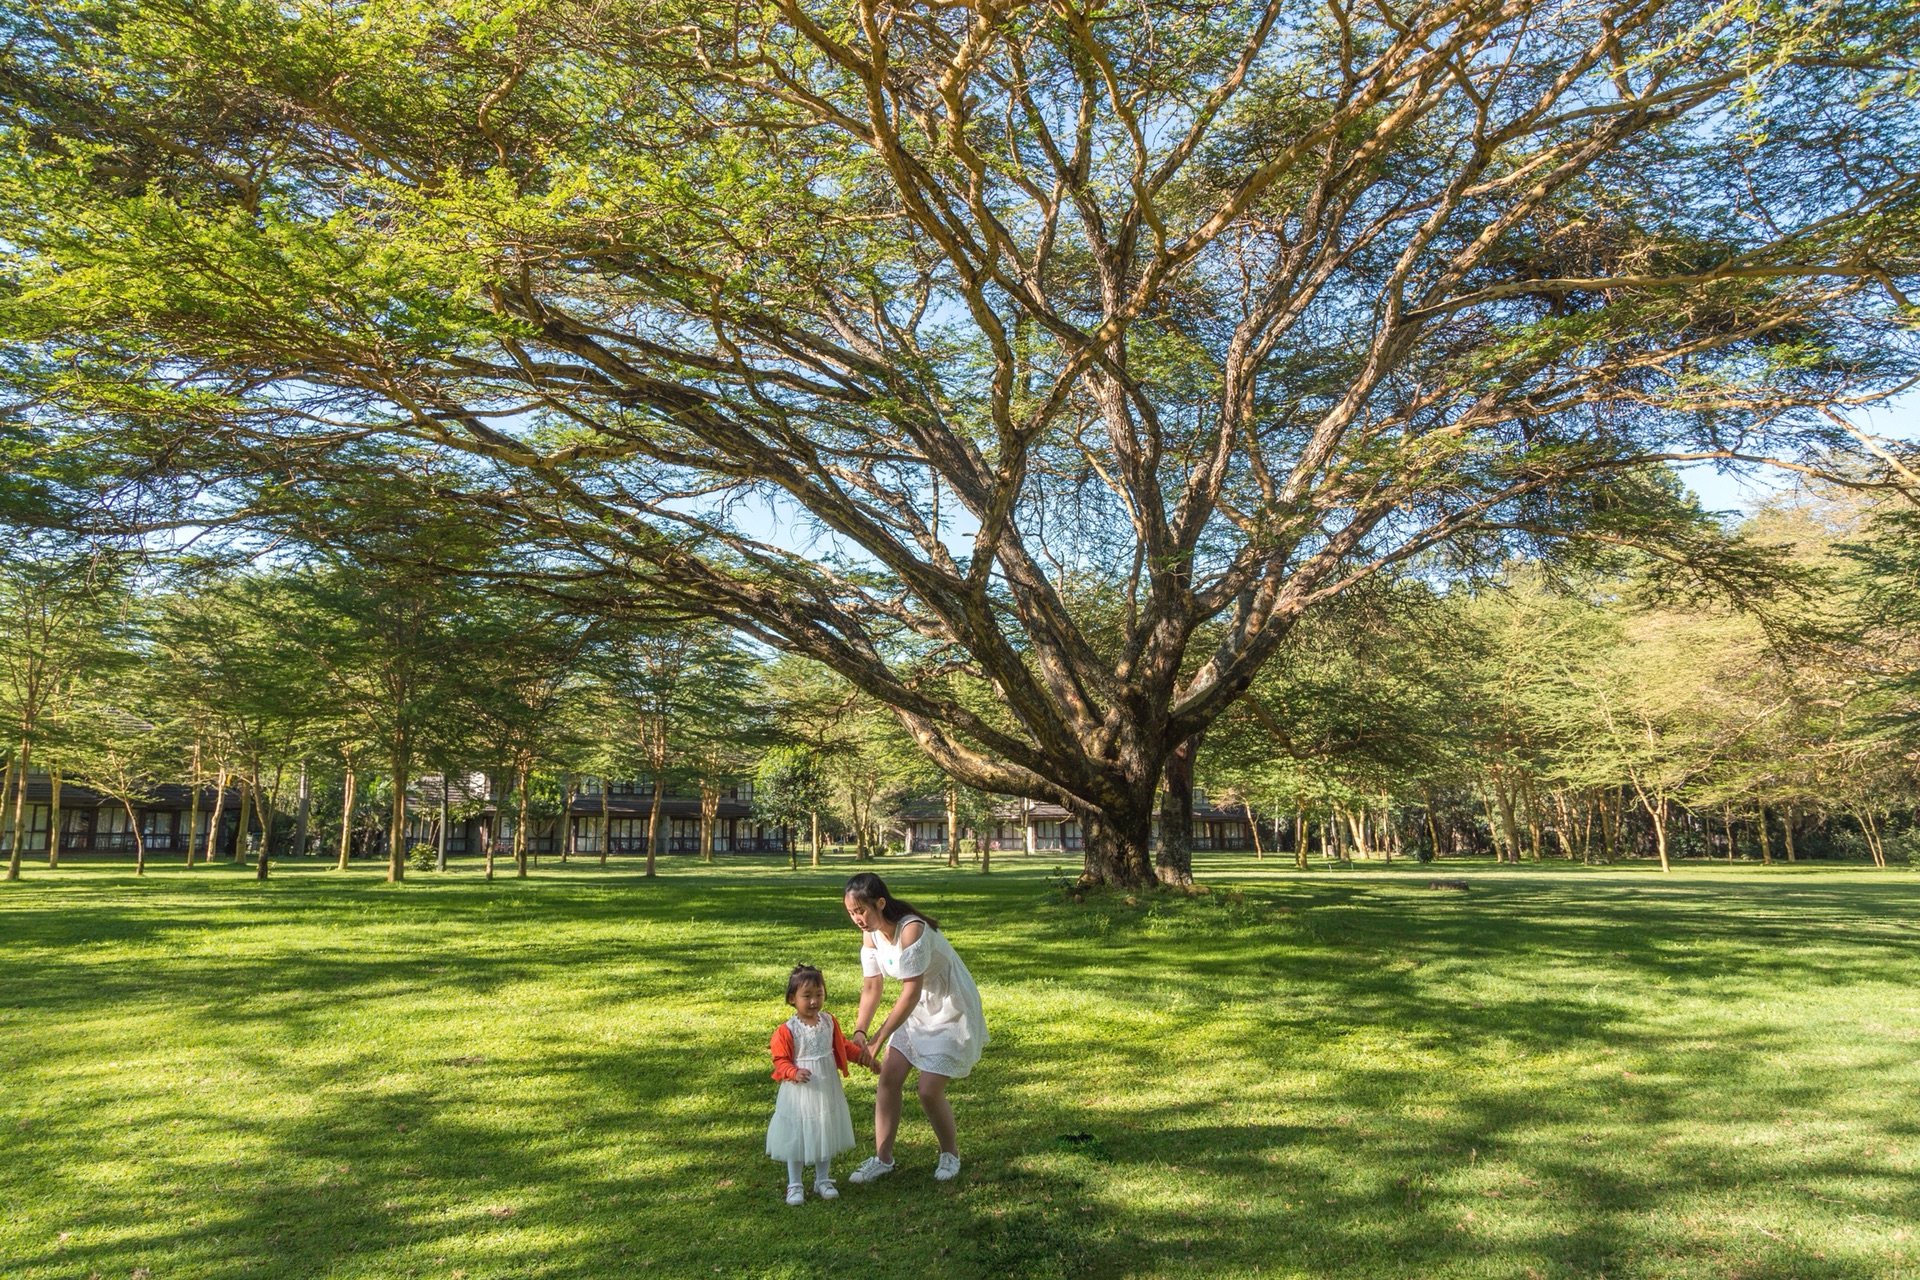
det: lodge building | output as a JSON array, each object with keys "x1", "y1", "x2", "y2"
[
  {"x1": 405, "y1": 775, "x2": 788, "y2": 857},
  {"x1": 0, "y1": 771, "x2": 244, "y2": 857},
  {"x1": 897, "y1": 789, "x2": 1266, "y2": 854}
]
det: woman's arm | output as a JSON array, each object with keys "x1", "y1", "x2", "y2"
[{"x1": 854, "y1": 974, "x2": 884, "y2": 1044}]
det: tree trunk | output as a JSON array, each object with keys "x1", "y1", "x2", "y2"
[
  {"x1": 1782, "y1": 807, "x2": 1797, "y2": 862},
  {"x1": 645, "y1": 774, "x2": 662, "y2": 877},
  {"x1": 562, "y1": 776, "x2": 575, "y2": 863},
  {"x1": 126, "y1": 797, "x2": 146, "y2": 876},
  {"x1": 1294, "y1": 797, "x2": 1309, "y2": 871},
  {"x1": 1246, "y1": 800, "x2": 1263, "y2": 860},
  {"x1": 206, "y1": 767, "x2": 229, "y2": 866},
  {"x1": 700, "y1": 786, "x2": 717, "y2": 862},
  {"x1": 945, "y1": 786, "x2": 959, "y2": 868},
  {"x1": 1078, "y1": 808, "x2": 1156, "y2": 888},
  {"x1": 234, "y1": 782, "x2": 253, "y2": 866},
  {"x1": 293, "y1": 760, "x2": 311, "y2": 859},
  {"x1": 5, "y1": 737, "x2": 29, "y2": 881},
  {"x1": 255, "y1": 769, "x2": 276, "y2": 881},
  {"x1": 335, "y1": 767, "x2": 355, "y2": 870},
  {"x1": 1722, "y1": 805, "x2": 1736, "y2": 863},
  {"x1": 599, "y1": 781, "x2": 610, "y2": 867},
  {"x1": 810, "y1": 809, "x2": 821, "y2": 867},
  {"x1": 1156, "y1": 737, "x2": 1197, "y2": 885},
  {"x1": 49, "y1": 770, "x2": 63, "y2": 869},
  {"x1": 788, "y1": 824, "x2": 797, "y2": 871},
  {"x1": 515, "y1": 762, "x2": 531, "y2": 878},
  {"x1": 1492, "y1": 779, "x2": 1521, "y2": 864},
  {"x1": 438, "y1": 773, "x2": 451, "y2": 872},
  {"x1": 1649, "y1": 795, "x2": 1672, "y2": 873},
  {"x1": 1422, "y1": 787, "x2": 1441, "y2": 862},
  {"x1": 1756, "y1": 804, "x2": 1773, "y2": 864},
  {"x1": 1346, "y1": 809, "x2": 1368, "y2": 859},
  {"x1": 183, "y1": 749, "x2": 200, "y2": 869},
  {"x1": 485, "y1": 811, "x2": 497, "y2": 882},
  {"x1": 388, "y1": 755, "x2": 408, "y2": 883}
]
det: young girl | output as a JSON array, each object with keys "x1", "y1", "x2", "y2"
[{"x1": 766, "y1": 964, "x2": 865, "y2": 1204}]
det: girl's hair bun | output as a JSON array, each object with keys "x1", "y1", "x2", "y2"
[{"x1": 786, "y1": 963, "x2": 826, "y2": 1003}]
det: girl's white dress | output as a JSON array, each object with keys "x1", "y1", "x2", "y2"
[
  {"x1": 863, "y1": 916, "x2": 989, "y2": 1079},
  {"x1": 765, "y1": 1015, "x2": 857, "y2": 1165}
]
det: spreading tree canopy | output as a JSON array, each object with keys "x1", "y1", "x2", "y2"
[{"x1": 3, "y1": 0, "x2": 1917, "y2": 884}]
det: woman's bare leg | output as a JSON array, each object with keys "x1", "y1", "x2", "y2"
[
  {"x1": 916, "y1": 1070, "x2": 958, "y2": 1156},
  {"x1": 874, "y1": 1047, "x2": 911, "y2": 1162}
]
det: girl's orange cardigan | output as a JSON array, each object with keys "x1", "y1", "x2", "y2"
[{"x1": 769, "y1": 1013, "x2": 856, "y2": 1081}]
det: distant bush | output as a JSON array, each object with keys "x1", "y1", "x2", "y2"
[{"x1": 406, "y1": 843, "x2": 437, "y2": 871}]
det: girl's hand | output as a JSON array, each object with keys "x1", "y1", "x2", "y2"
[{"x1": 793, "y1": 1067, "x2": 812, "y2": 1083}]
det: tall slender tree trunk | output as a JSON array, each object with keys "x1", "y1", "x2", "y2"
[
  {"x1": 1722, "y1": 805, "x2": 1736, "y2": 862},
  {"x1": 1492, "y1": 779, "x2": 1521, "y2": 865},
  {"x1": 515, "y1": 762, "x2": 531, "y2": 878},
  {"x1": 1756, "y1": 804, "x2": 1773, "y2": 864},
  {"x1": 1246, "y1": 800, "x2": 1264, "y2": 860},
  {"x1": 5, "y1": 737, "x2": 29, "y2": 881},
  {"x1": 599, "y1": 782, "x2": 610, "y2": 867},
  {"x1": 388, "y1": 754, "x2": 408, "y2": 883},
  {"x1": 48, "y1": 770, "x2": 63, "y2": 869},
  {"x1": 183, "y1": 746, "x2": 201, "y2": 869},
  {"x1": 700, "y1": 785, "x2": 717, "y2": 862},
  {"x1": 945, "y1": 786, "x2": 959, "y2": 868},
  {"x1": 645, "y1": 774, "x2": 662, "y2": 877},
  {"x1": 1422, "y1": 787, "x2": 1442, "y2": 862},
  {"x1": 293, "y1": 760, "x2": 311, "y2": 859},
  {"x1": 810, "y1": 810, "x2": 821, "y2": 867},
  {"x1": 1782, "y1": 807, "x2": 1797, "y2": 862},
  {"x1": 0, "y1": 754, "x2": 12, "y2": 880},
  {"x1": 1295, "y1": 798, "x2": 1309, "y2": 871},
  {"x1": 1156, "y1": 736, "x2": 1197, "y2": 886},
  {"x1": 206, "y1": 767, "x2": 230, "y2": 865},
  {"x1": 255, "y1": 769, "x2": 276, "y2": 882},
  {"x1": 1649, "y1": 795, "x2": 1672, "y2": 873},
  {"x1": 126, "y1": 797, "x2": 146, "y2": 876},
  {"x1": 485, "y1": 812, "x2": 497, "y2": 882},
  {"x1": 335, "y1": 768, "x2": 355, "y2": 870},
  {"x1": 562, "y1": 776, "x2": 576, "y2": 863},
  {"x1": 234, "y1": 783, "x2": 253, "y2": 866},
  {"x1": 438, "y1": 772, "x2": 451, "y2": 872}
]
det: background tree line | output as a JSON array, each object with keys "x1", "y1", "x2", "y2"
[{"x1": 5, "y1": 477, "x2": 1916, "y2": 882}]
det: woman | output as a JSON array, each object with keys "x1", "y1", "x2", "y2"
[{"x1": 841, "y1": 871, "x2": 989, "y2": 1183}]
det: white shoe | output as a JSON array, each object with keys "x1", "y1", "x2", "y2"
[
  {"x1": 815, "y1": 1179, "x2": 838, "y2": 1199},
  {"x1": 785, "y1": 1184, "x2": 805, "y2": 1206},
  {"x1": 848, "y1": 1157, "x2": 895, "y2": 1184},
  {"x1": 934, "y1": 1152, "x2": 962, "y2": 1181}
]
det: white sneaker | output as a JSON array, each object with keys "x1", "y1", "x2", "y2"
[
  {"x1": 934, "y1": 1152, "x2": 962, "y2": 1181},
  {"x1": 815, "y1": 1178, "x2": 838, "y2": 1200},
  {"x1": 848, "y1": 1157, "x2": 895, "y2": 1184},
  {"x1": 785, "y1": 1184, "x2": 805, "y2": 1206}
]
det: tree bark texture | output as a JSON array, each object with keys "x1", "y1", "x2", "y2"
[{"x1": 335, "y1": 767, "x2": 355, "y2": 871}]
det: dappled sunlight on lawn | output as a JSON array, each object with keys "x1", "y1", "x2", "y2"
[{"x1": 3, "y1": 855, "x2": 1918, "y2": 1278}]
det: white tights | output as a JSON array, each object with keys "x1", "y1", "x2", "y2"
[{"x1": 787, "y1": 1158, "x2": 832, "y2": 1186}]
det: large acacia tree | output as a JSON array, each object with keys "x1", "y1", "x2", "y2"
[{"x1": 3, "y1": 0, "x2": 1917, "y2": 885}]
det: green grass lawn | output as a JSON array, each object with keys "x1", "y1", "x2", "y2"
[{"x1": 4, "y1": 854, "x2": 1919, "y2": 1280}]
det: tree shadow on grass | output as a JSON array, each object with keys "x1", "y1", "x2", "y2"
[{"x1": 4, "y1": 861, "x2": 1919, "y2": 1278}]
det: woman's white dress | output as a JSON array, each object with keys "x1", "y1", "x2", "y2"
[
  {"x1": 863, "y1": 916, "x2": 989, "y2": 1079},
  {"x1": 765, "y1": 1015, "x2": 857, "y2": 1165}
]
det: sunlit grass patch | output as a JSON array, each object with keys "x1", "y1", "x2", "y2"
[{"x1": 3, "y1": 855, "x2": 1918, "y2": 1278}]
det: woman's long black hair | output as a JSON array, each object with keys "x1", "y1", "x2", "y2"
[{"x1": 843, "y1": 872, "x2": 940, "y2": 931}]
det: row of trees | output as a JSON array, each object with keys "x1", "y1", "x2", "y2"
[
  {"x1": 1201, "y1": 486, "x2": 1920, "y2": 871},
  {"x1": 6, "y1": 482, "x2": 1915, "y2": 883}
]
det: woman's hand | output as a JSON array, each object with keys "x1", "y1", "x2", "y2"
[
  {"x1": 793, "y1": 1067, "x2": 812, "y2": 1083},
  {"x1": 849, "y1": 1028, "x2": 869, "y2": 1048}
]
